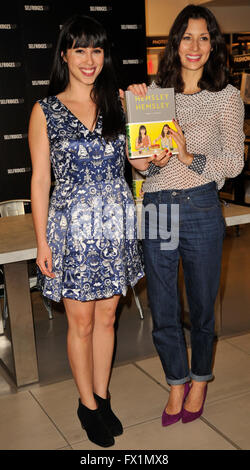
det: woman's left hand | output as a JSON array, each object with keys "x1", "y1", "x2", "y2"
[
  {"x1": 119, "y1": 89, "x2": 125, "y2": 100},
  {"x1": 148, "y1": 149, "x2": 172, "y2": 167},
  {"x1": 168, "y1": 120, "x2": 194, "y2": 166}
]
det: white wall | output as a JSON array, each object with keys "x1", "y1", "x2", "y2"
[
  {"x1": 207, "y1": 6, "x2": 250, "y2": 33},
  {"x1": 145, "y1": 0, "x2": 250, "y2": 36},
  {"x1": 145, "y1": 0, "x2": 190, "y2": 36}
]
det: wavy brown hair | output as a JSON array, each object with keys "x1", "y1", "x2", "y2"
[{"x1": 156, "y1": 4, "x2": 228, "y2": 92}]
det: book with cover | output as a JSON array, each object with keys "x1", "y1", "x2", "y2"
[
  {"x1": 132, "y1": 167, "x2": 145, "y2": 201},
  {"x1": 125, "y1": 87, "x2": 178, "y2": 159}
]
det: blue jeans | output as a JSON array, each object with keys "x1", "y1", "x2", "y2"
[{"x1": 142, "y1": 182, "x2": 226, "y2": 385}]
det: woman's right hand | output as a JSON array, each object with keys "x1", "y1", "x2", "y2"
[
  {"x1": 127, "y1": 83, "x2": 148, "y2": 96},
  {"x1": 36, "y1": 242, "x2": 55, "y2": 278}
]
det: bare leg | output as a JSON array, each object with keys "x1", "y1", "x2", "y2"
[
  {"x1": 93, "y1": 295, "x2": 121, "y2": 398},
  {"x1": 165, "y1": 384, "x2": 186, "y2": 414},
  {"x1": 63, "y1": 297, "x2": 96, "y2": 410},
  {"x1": 183, "y1": 380, "x2": 207, "y2": 412}
]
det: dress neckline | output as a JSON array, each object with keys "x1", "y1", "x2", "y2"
[{"x1": 53, "y1": 95, "x2": 101, "y2": 134}]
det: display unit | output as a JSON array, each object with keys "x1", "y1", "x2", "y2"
[
  {"x1": 228, "y1": 32, "x2": 250, "y2": 90},
  {"x1": 223, "y1": 33, "x2": 250, "y2": 205},
  {"x1": 146, "y1": 36, "x2": 168, "y2": 84},
  {"x1": 241, "y1": 73, "x2": 250, "y2": 105}
]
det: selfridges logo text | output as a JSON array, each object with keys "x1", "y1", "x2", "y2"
[
  {"x1": 32, "y1": 80, "x2": 49, "y2": 86},
  {"x1": 0, "y1": 99, "x2": 24, "y2": 104},
  {"x1": 0, "y1": 24, "x2": 17, "y2": 29},
  {"x1": 89, "y1": 6, "x2": 112, "y2": 11},
  {"x1": 123, "y1": 59, "x2": 143, "y2": 65},
  {"x1": 121, "y1": 25, "x2": 142, "y2": 30},
  {"x1": 0, "y1": 62, "x2": 21, "y2": 68},
  {"x1": 4, "y1": 134, "x2": 27, "y2": 140},
  {"x1": 8, "y1": 167, "x2": 31, "y2": 174},
  {"x1": 28, "y1": 43, "x2": 52, "y2": 49},
  {"x1": 24, "y1": 5, "x2": 50, "y2": 11}
]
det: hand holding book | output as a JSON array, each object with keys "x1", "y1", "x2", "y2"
[
  {"x1": 148, "y1": 148, "x2": 172, "y2": 168},
  {"x1": 168, "y1": 119, "x2": 194, "y2": 166},
  {"x1": 127, "y1": 83, "x2": 148, "y2": 97}
]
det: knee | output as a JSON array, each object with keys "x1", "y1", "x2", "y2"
[
  {"x1": 79, "y1": 321, "x2": 94, "y2": 338},
  {"x1": 191, "y1": 311, "x2": 215, "y2": 331},
  {"x1": 96, "y1": 308, "x2": 116, "y2": 329},
  {"x1": 69, "y1": 316, "x2": 94, "y2": 339}
]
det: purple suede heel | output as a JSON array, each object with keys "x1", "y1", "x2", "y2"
[
  {"x1": 182, "y1": 384, "x2": 207, "y2": 424},
  {"x1": 162, "y1": 382, "x2": 190, "y2": 427}
]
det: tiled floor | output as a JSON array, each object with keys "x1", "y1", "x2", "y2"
[
  {"x1": 0, "y1": 223, "x2": 250, "y2": 450},
  {"x1": 0, "y1": 334, "x2": 250, "y2": 450}
]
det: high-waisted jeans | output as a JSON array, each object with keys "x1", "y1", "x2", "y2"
[{"x1": 142, "y1": 182, "x2": 226, "y2": 385}]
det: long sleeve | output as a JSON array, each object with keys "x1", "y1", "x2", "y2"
[{"x1": 188, "y1": 87, "x2": 245, "y2": 181}]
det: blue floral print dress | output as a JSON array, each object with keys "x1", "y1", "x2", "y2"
[{"x1": 37, "y1": 96, "x2": 144, "y2": 302}]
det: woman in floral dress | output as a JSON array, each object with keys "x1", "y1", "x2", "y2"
[{"x1": 29, "y1": 14, "x2": 144, "y2": 448}]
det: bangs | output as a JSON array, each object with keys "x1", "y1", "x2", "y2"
[
  {"x1": 63, "y1": 16, "x2": 107, "y2": 51},
  {"x1": 73, "y1": 33, "x2": 105, "y2": 49}
]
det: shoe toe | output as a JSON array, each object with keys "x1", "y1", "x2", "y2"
[
  {"x1": 162, "y1": 409, "x2": 181, "y2": 426},
  {"x1": 106, "y1": 412, "x2": 123, "y2": 436}
]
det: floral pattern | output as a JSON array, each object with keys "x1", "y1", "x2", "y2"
[{"x1": 37, "y1": 96, "x2": 144, "y2": 302}]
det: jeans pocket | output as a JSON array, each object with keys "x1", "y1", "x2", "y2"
[{"x1": 188, "y1": 190, "x2": 220, "y2": 211}]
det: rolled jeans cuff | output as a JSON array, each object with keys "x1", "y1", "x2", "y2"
[
  {"x1": 190, "y1": 371, "x2": 214, "y2": 382},
  {"x1": 166, "y1": 375, "x2": 190, "y2": 386}
]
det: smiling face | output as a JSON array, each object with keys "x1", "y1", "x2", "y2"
[
  {"x1": 163, "y1": 125, "x2": 170, "y2": 136},
  {"x1": 178, "y1": 18, "x2": 212, "y2": 77},
  {"x1": 62, "y1": 45, "x2": 104, "y2": 87}
]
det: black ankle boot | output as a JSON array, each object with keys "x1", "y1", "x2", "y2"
[
  {"x1": 77, "y1": 399, "x2": 114, "y2": 447},
  {"x1": 94, "y1": 393, "x2": 123, "y2": 436}
]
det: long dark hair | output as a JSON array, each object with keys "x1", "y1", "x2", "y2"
[
  {"x1": 138, "y1": 125, "x2": 147, "y2": 144},
  {"x1": 156, "y1": 4, "x2": 228, "y2": 92},
  {"x1": 48, "y1": 14, "x2": 124, "y2": 140},
  {"x1": 161, "y1": 124, "x2": 170, "y2": 137}
]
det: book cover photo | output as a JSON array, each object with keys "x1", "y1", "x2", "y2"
[
  {"x1": 125, "y1": 87, "x2": 178, "y2": 159},
  {"x1": 132, "y1": 167, "x2": 145, "y2": 201}
]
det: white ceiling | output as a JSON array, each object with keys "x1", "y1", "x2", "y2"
[{"x1": 201, "y1": 0, "x2": 250, "y2": 5}]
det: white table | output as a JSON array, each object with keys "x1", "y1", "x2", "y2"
[
  {"x1": 0, "y1": 214, "x2": 38, "y2": 387},
  {"x1": 0, "y1": 212, "x2": 144, "y2": 386},
  {"x1": 210, "y1": 203, "x2": 250, "y2": 334},
  {"x1": 221, "y1": 202, "x2": 250, "y2": 226}
]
